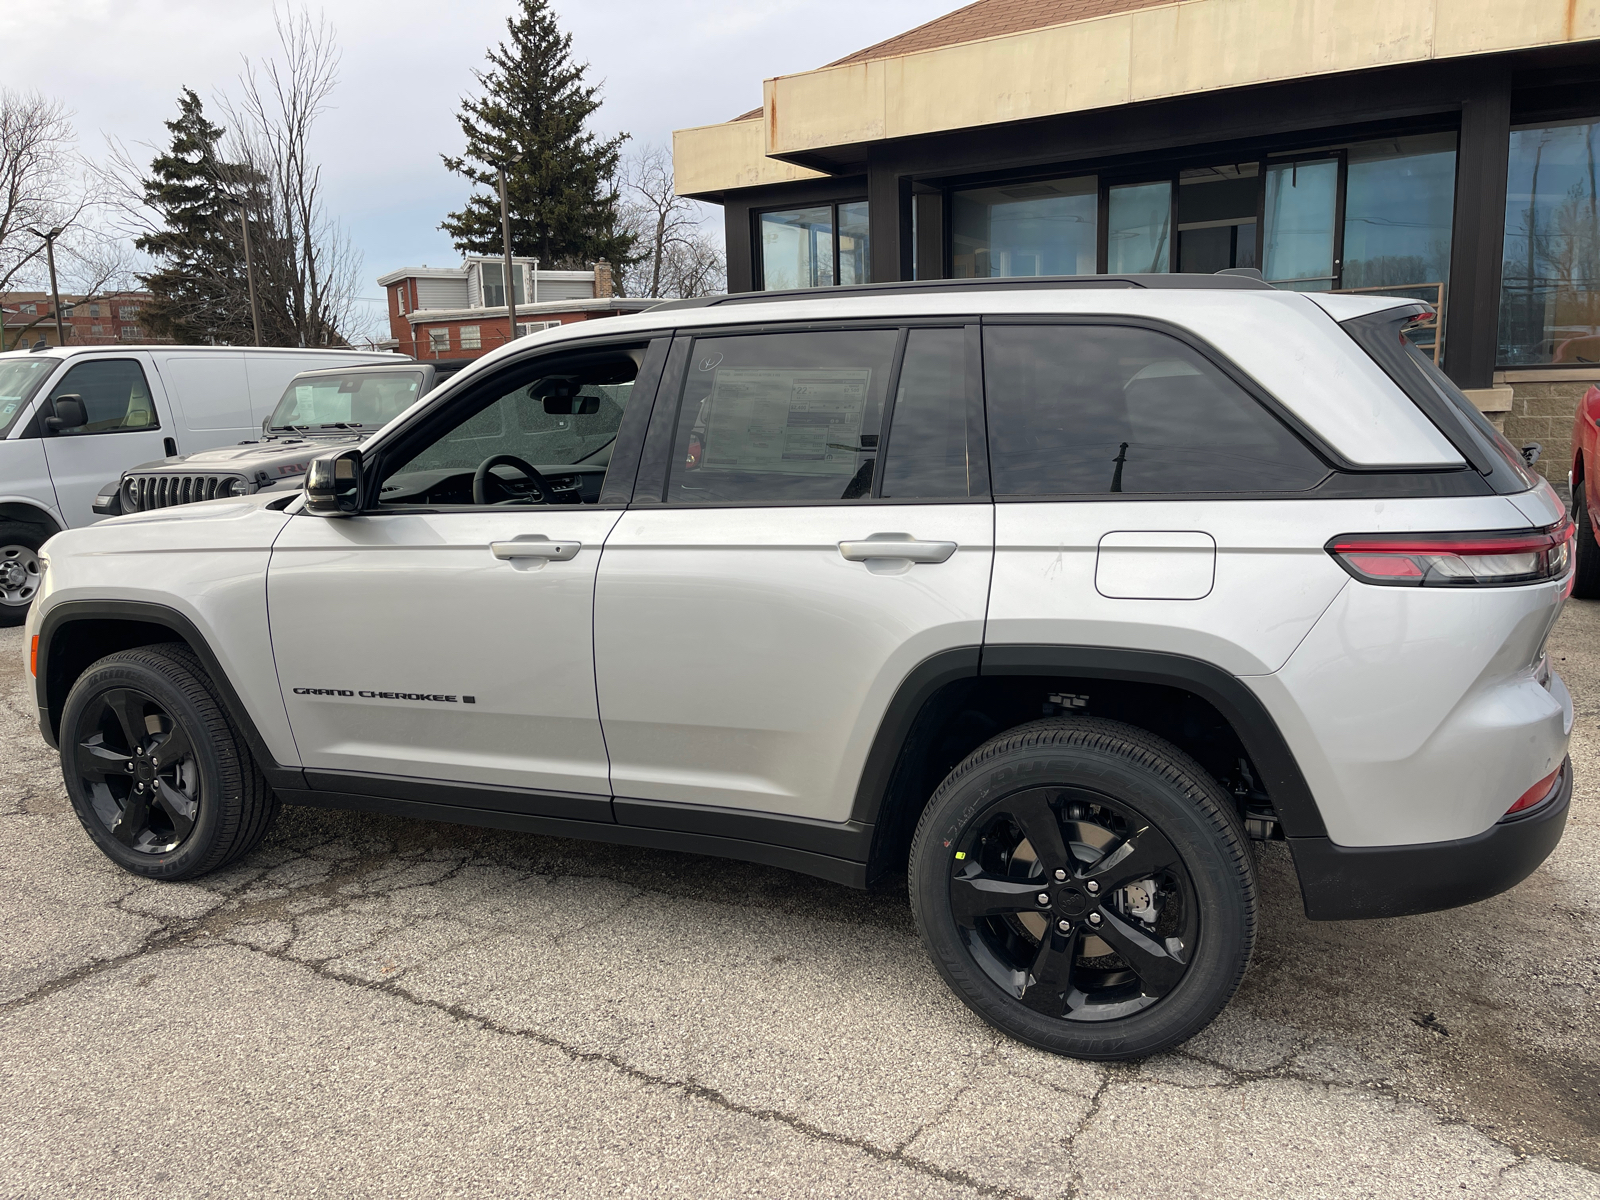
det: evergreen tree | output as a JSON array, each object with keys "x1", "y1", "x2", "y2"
[
  {"x1": 441, "y1": 0, "x2": 634, "y2": 270},
  {"x1": 135, "y1": 88, "x2": 253, "y2": 344}
]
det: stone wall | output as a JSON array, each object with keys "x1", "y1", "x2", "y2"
[{"x1": 1498, "y1": 370, "x2": 1600, "y2": 492}]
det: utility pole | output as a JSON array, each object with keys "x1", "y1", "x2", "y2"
[
  {"x1": 498, "y1": 162, "x2": 518, "y2": 347},
  {"x1": 239, "y1": 204, "x2": 263, "y2": 347},
  {"x1": 29, "y1": 227, "x2": 67, "y2": 345}
]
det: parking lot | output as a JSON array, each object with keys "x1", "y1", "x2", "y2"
[{"x1": 1, "y1": 610, "x2": 1597, "y2": 1200}]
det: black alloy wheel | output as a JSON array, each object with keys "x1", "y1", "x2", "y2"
[
  {"x1": 74, "y1": 686, "x2": 201, "y2": 855},
  {"x1": 948, "y1": 788, "x2": 1198, "y2": 1023},
  {"x1": 911, "y1": 717, "x2": 1256, "y2": 1061},
  {"x1": 60, "y1": 644, "x2": 279, "y2": 879}
]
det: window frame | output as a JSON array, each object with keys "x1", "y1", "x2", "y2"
[
  {"x1": 352, "y1": 334, "x2": 671, "y2": 515},
  {"x1": 753, "y1": 199, "x2": 870, "y2": 292},
  {"x1": 43, "y1": 356, "x2": 161, "y2": 438},
  {"x1": 631, "y1": 317, "x2": 990, "y2": 509}
]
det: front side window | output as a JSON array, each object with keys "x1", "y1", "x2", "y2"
[
  {"x1": 377, "y1": 350, "x2": 639, "y2": 508},
  {"x1": 269, "y1": 371, "x2": 424, "y2": 431},
  {"x1": 46, "y1": 359, "x2": 159, "y2": 434},
  {"x1": 983, "y1": 324, "x2": 1328, "y2": 495},
  {"x1": 758, "y1": 202, "x2": 870, "y2": 290},
  {"x1": 1499, "y1": 117, "x2": 1600, "y2": 366}
]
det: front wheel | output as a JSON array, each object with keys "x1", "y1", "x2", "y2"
[
  {"x1": 0, "y1": 522, "x2": 46, "y2": 627},
  {"x1": 59, "y1": 643, "x2": 279, "y2": 879},
  {"x1": 909, "y1": 717, "x2": 1256, "y2": 1061}
]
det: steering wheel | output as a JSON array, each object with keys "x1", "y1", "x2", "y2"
[{"x1": 473, "y1": 454, "x2": 553, "y2": 506}]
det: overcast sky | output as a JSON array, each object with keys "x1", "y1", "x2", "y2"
[{"x1": 0, "y1": 0, "x2": 952, "y2": 309}]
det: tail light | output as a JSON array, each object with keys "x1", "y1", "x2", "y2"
[
  {"x1": 1327, "y1": 519, "x2": 1573, "y2": 587},
  {"x1": 1505, "y1": 765, "x2": 1563, "y2": 817}
]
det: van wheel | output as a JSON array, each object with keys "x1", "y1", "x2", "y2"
[
  {"x1": 59, "y1": 643, "x2": 280, "y2": 879},
  {"x1": 1572, "y1": 487, "x2": 1600, "y2": 599},
  {"x1": 0, "y1": 523, "x2": 45, "y2": 627},
  {"x1": 909, "y1": 717, "x2": 1256, "y2": 1061}
]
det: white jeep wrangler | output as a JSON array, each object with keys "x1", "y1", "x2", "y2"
[{"x1": 26, "y1": 275, "x2": 1574, "y2": 1061}]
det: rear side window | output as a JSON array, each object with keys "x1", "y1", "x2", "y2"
[
  {"x1": 666, "y1": 330, "x2": 896, "y2": 504},
  {"x1": 982, "y1": 325, "x2": 1328, "y2": 495},
  {"x1": 46, "y1": 359, "x2": 159, "y2": 434}
]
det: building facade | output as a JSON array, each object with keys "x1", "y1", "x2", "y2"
[
  {"x1": 378, "y1": 257, "x2": 656, "y2": 360},
  {"x1": 673, "y1": 0, "x2": 1600, "y2": 479},
  {"x1": 0, "y1": 291, "x2": 162, "y2": 353}
]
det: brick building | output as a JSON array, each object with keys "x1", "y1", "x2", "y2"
[
  {"x1": 0, "y1": 291, "x2": 165, "y2": 352},
  {"x1": 377, "y1": 257, "x2": 658, "y2": 360}
]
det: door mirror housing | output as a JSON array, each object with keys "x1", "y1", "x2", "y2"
[
  {"x1": 46, "y1": 394, "x2": 87, "y2": 432},
  {"x1": 304, "y1": 449, "x2": 364, "y2": 516}
]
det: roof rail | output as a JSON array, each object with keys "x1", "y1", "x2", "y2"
[{"x1": 649, "y1": 271, "x2": 1273, "y2": 312}]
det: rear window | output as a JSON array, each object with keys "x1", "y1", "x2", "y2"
[{"x1": 982, "y1": 324, "x2": 1329, "y2": 495}]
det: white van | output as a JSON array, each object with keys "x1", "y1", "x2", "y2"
[{"x1": 0, "y1": 344, "x2": 399, "y2": 624}]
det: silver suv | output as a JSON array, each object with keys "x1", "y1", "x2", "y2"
[{"x1": 26, "y1": 275, "x2": 1574, "y2": 1061}]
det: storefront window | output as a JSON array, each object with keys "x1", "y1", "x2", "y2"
[
  {"x1": 1262, "y1": 158, "x2": 1339, "y2": 290},
  {"x1": 1499, "y1": 119, "x2": 1600, "y2": 366},
  {"x1": 1177, "y1": 164, "x2": 1258, "y2": 274},
  {"x1": 1107, "y1": 181, "x2": 1172, "y2": 274},
  {"x1": 759, "y1": 203, "x2": 871, "y2": 290},
  {"x1": 1342, "y1": 133, "x2": 1456, "y2": 292},
  {"x1": 950, "y1": 177, "x2": 1097, "y2": 277}
]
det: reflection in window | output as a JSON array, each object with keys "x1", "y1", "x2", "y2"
[
  {"x1": 951, "y1": 177, "x2": 1097, "y2": 277},
  {"x1": 1342, "y1": 134, "x2": 1456, "y2": 291},
  {"x1": 1500, "y1": 119, "x2": 1600, "y2": 366},
  {"x1": 1177, "y1": 164, "x2": 1258, "y2": 274},
  {"x1": 1263, "y1": 159, "x2": 1339, "y2": 290},
  {"x1": 761, "y1": 206, "x2": 834, "y2": 289},
  {"x1": 880, "y1": 328, "x2": 972, "y2": 499},
  {"x1": 1108, "y1": 181, "x2": 1172, "y2": 274}
]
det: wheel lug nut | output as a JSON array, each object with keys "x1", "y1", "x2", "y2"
[
  {"x1": 1089, "y1": 912, "x2": 1102, "y2": 925},
  {"x1": 1086, "y1": 881, "x2": 1100, "y2": 894},
  {"x1": 1056, "y1": 919, "x2": 1071, "y2": 933},
  {"x1": 1052, "y1": 869, "x2": 1067, "y2": 882},
  {"x1": 1036, "y1": 893, "x2": 1050, "y2": 906}
]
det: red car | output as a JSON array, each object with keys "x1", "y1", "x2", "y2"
[{"x1": 1569, "y1": 383, "x2": 1600, "y2": 596}]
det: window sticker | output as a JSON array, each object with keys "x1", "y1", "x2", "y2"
[{"x1": 699, "y1": 368, "x2": 871, "y2": 476}]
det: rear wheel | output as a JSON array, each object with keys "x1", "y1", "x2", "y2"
[
  {"x1": 1572, "y1": 485, "x2": 1600, "y2": 599},
  {"x1": 60, "y1": 643, "x2": 279, "y2": 879},
  {"x1": 0, "y1": 522, "x2": 46, "y2": 627},
  {"x1": 909, "y1": 717, "x2": 1256, "y2": 1061}
]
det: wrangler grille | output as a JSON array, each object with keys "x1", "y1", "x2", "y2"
[{"x1": 123, "y1": 473, "x2": 248, "y2": 512}]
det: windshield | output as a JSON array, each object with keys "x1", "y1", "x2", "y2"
[
  {"x1": 0, "y1": 357, "x2": 60, "y2": 438},
  {"x1": 269, "y1": 370, "x2": 425, "y2": 431}
]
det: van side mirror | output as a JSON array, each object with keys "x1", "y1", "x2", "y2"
[
  {"x1": 46, "y1": 394, "x2": 87, "y2": 432},
  {"x1": 304, "y1": 448, "x2": 364, "y2": 516}
]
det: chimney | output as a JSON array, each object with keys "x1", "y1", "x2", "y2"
[{"x1": 593, "y1": 260, "x2": 613, "y2": 298}]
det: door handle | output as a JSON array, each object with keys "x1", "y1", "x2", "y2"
[
  {"x1": 490, "y1": 538, "x2": 581, "y2": 561},
  {"x1": 838, "y1": 533, "x2": 958, "y2": 564}
]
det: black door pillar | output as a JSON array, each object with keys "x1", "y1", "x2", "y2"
[
  {"x1": 723, "y1": 202, "x2": 756, "y2": 293},
  {"x1": 868, "y1": 153, "x2": 913, "y2": 283},
  {"x1": 1444, "y1": 69, "x2": 1512, "y2": 390}
]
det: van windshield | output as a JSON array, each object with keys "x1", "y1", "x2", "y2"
[
  {"x1": 0, "y1": 357, "x2": 60, "y2": 438},
  {"x1": 269, "y1": 370, "x2": 425, "y2": 431}
]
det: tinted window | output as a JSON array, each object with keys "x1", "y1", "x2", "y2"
[
  {"x1": 880, "y1": 328, "x2": 975, "y2": 499},
  {"x1": 378, "y1": 353, "x2": 637, "y2": 507},
  {"x1": 983, "y1": 325, "x2": 1328, "y2": 494},
  {"x1": 665, "y1": 330, "x2": 897, "y2": 504},
  {"x1": 47, "y1": 359, "x2": 159, "y2": 434}
]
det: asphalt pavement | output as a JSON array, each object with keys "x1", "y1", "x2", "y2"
[{"x1": 2, "y1": 608, "x2": 1598, "y2": 1199}]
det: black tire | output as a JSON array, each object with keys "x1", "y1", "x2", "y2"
[
  {"x1": 909, "y1": 717, "x2": 1256, "y2": 1061},
  {"x1": 0, "y1": 521, "x2": 47, "y2": 628},
  {"x1": 1572, "y1": 487, "x2": 1600, "y2": 599},
  {"x1": 59, "y1": 643, "x2": 280, "y2": 879}
]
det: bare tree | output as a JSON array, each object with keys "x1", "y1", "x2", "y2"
[
  {"x1": 0, "y1": 91, "x2": 78, "y2": 296},
  {"x1": 617, "y1": 144, "x2": 725, "y2": 298},
  {"x1": 220, "y1": 7, "x2": 363, "y2": 346}
]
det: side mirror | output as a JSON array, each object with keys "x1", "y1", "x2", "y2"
[
  {"x1": 45, "y1": 394, "x2": 87, "y2": 432},
  {"x1": 304, "y1": 448, "x2": 364, "y2": 516},
  {"x1": 543, "y1": 394, "x2": 599, "y2": 416}
]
